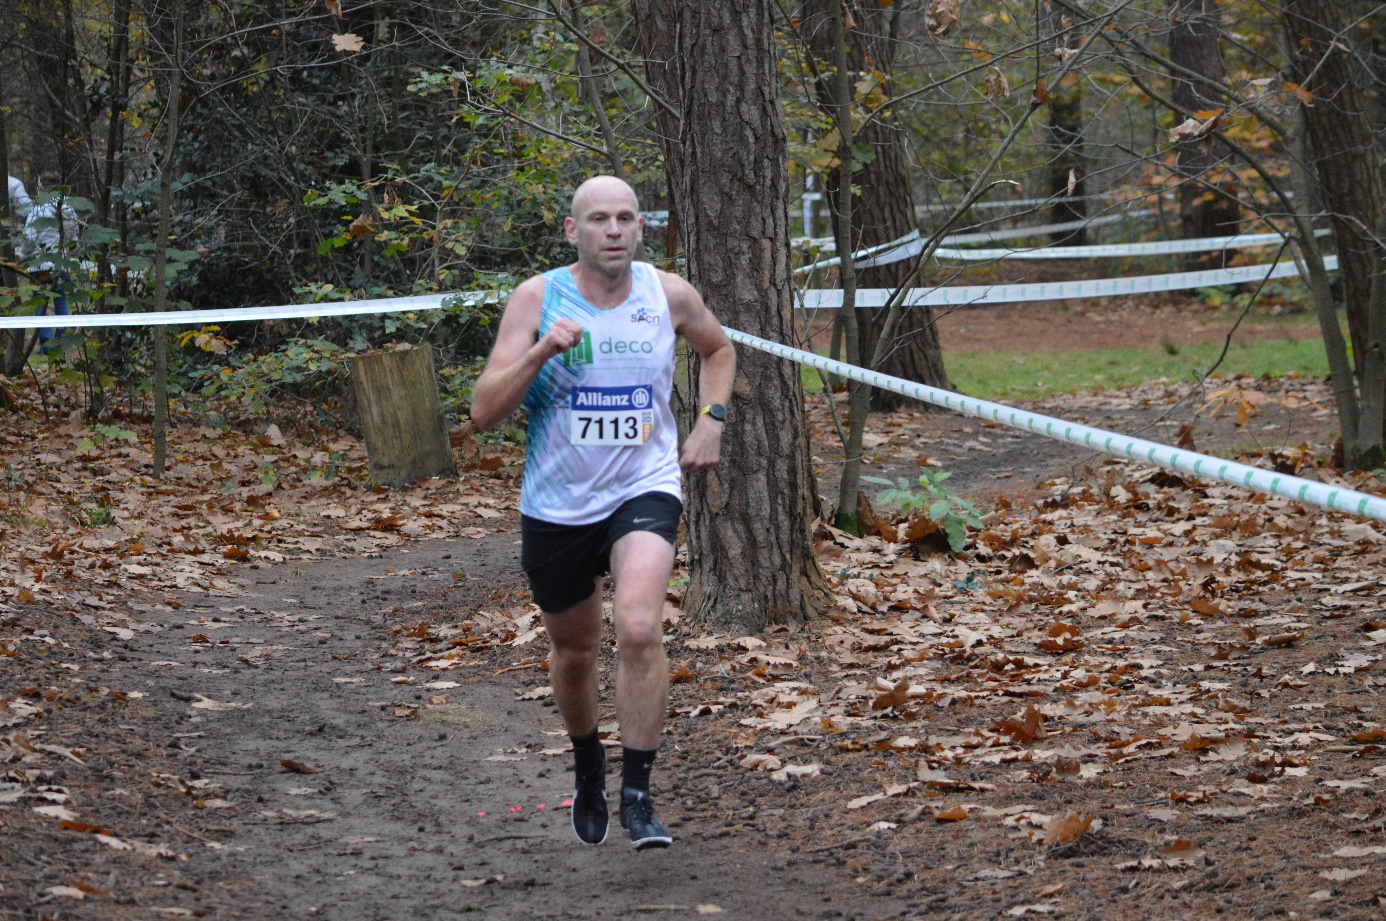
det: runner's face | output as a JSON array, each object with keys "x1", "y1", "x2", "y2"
[{"x1": 566, "y1": 189, "x2": 642, "y2": 277}]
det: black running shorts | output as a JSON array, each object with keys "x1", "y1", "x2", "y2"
[{"x1": 520, "y1": 491, "x2": 683, "y2": 614}]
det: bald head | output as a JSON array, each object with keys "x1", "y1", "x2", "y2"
[{"x1": 571, "y1": 176, "x2": 640, "y2": 221}]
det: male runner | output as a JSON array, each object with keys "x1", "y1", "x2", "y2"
[{"x1": 470, "y1": 176, "x2": 735, "y2": 849}]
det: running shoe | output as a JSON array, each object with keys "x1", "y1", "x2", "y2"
[
  {"x1": 571, "y1": 745, "x2": 609, "y2": 845},
  {"x1": 619, "y1": 787, "x2": 672, "y2": 850}
]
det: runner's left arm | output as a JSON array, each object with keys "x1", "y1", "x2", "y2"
[{"x1": 663, "y1": 273, "x2": 735, "y2": 472}]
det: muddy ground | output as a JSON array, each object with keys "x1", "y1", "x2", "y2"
[{"x1": 4, "y1": 535, "x2": 913, "y2": 920}]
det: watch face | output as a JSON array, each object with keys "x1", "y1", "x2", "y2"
[{"x1": 709, "y1": 403, "x2": 727, "y2": 422}]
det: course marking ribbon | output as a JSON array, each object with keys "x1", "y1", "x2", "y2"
[
  {"x1": 723, "y1": 328, "x2": 1386, "y2": 524},
  {"x1": 800, "y1": 255, "x2": 1337, "y2": 309}
]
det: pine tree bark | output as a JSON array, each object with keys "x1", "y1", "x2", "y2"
[
  {"x1": 802, "y1": 0, "x2": 950, "y2": 412},
  {"x1": 1167, "y1": 0, "x2": 1238, "y2": 256},
  {"x1": 1283, "y1": 0, "x2": 1385, "y2": 371},
  {"x1": 1040, "y1": 1, "x2": 1086, "y2": 244},
  {"x1": 632, "y1": 0, "x2": 829, "y2": 632}
]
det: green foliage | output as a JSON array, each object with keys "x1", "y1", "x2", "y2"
[
  {"x1": 195, "y1": 338, "x2": 346, "y2": 414},
  {"x1": 76, "y1": 423, "x2": 138, "y2": 454},
  {"x1": 862, "y1": 470, "x2": 985, "y2": 553}
]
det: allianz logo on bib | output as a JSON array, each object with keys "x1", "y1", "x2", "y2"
[{"x1": 570, "y1": 384, "x2": 654, "y2": 410}]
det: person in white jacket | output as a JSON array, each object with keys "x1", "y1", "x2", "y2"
[
  {"x1": 7, "y1": 176, "x2": 31, "y2": 267},
  {"x1": 20, "y1": 172, "x2": 80, "y2": 350},
  {"x1": 8, "y1": 175, "x2": 32, "y2": 223}
]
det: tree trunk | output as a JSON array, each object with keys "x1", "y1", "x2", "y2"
[
  {"x1": 802, "y1": 0, "x2": 950, "y2": 413},
  {"x1": 1283, "y1": 0, "x2": 1384, "y2": 377},
  {"x1": 632, "y1": 0, "x2": 829, "y2": 632},
  {"x1": 1041, "y1": 1, "x2": 1086, "y2": 244},
  {"x1": 1167, "y1": 0, "x2": 1238, "y2": 260},
  {"x1": 1, "y1": 65, "x2": 27, "y2": 378},
  {"x1": 97, "y1": 0, "x2": 131, "y2": 289},
  {"x1": 561, "y1": 0, "x2": 625, "y2": 179},
  {"x1": 351, "y1": 345, "x2": 455, "y2": 486},
  {"x1": 151, "y1": 0, "x2": 185, "y2": 477}
]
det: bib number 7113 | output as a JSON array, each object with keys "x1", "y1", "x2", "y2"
[{"x1": 569, "y1": 385, "x2": 655, "y2": 446}]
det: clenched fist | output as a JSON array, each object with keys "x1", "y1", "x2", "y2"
[{"x1": 538, "y1": 318, "x2": 585, "y2": 362}]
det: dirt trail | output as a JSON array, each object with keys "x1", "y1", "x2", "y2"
[{"x1": 38, "y1": 536, "x2": 904, "y2": 921}]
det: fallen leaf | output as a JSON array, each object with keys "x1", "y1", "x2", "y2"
[
  {"x1": 280, "y1": 759, "x2": 321, "y2": 775},
  {"x1": 1043, "y1": 812, "x2": 1099, "y2": 846},
  {"x1": 1320, "y1": 868, "x2": 1368, "y2": 881},
  {"x1": 994, "y1": 704, "x2": 1046, "y2": 743},
  {"x1": 935, "y1": 805, "x2": 969, "y2": 822},
  {"x1": 872, "y1": 677, "x2": 910, "y2": 711}
]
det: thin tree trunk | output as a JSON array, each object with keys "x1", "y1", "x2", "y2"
[
  {"x1": 151, "y1": 0, "x2": 184, "y2": 478},
  {"x1": 804, "y1": 0, "x2": 949, "y2": 414},
  {"x1": 98, "y1": 0, "x2": 131, "y2": 289},
  {"x1": 561, "y1": 0, "x2": 625, "y2": 179},
  {"x1": 1167, "y1": 0, "x2": 1238, "y2": 259},
  {"x1": 1288, "y1": 108, "x2": 1364, "y2": 460},
  {"x1": 1283, "y1": 0, "x2": 1384, "y2": 382},
  {"x1": 632, "y1": 0, "x2": 829, "y2": 631},
  {"x1": 1, "y1": 64, "x2": 25, "y2": 378},
  {"x1": 822, "y1": 0, "x2": 870, "y2": 534},
  {"x1": 1041, "y1": 0, "x2": 1086, "y2": 244}
]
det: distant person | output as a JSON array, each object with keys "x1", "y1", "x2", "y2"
[
  {"x1": 7, "y1": 174, "x2": 32, "y2": 224},
  {"x1": 20, "y1": 172, "x2": 81, "y2": 351},
  {"x1": 471, "y1": 176, "x2": 735, "y2": 849},
  {"x1": 6, "y1": 176, "x2": 31, "y2": 264}
]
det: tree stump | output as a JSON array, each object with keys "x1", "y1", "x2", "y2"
[{"x1": 350, "y1": 344, "x2": 455, "y2": 487}]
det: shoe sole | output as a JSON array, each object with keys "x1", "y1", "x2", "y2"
[
  {"x1": 571, "y1": 788, "x2": 609, "y2": 846},
  {"x1": 630, "y1": 834, "x2": 673, "y2": 850}
]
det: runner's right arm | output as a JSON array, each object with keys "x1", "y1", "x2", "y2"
[{"x1": 470, "y1": 277, "x2": 583, "y2": 430}]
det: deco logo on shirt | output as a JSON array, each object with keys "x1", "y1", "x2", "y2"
[{"x1": 569, "y1": 385, "x2": 655, "y2": 445}]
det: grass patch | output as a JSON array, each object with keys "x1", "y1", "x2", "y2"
[
  {"x1": 802, "y1": 337, "x2": 1329, "y2": 402},
  {"x1": 949, "y1": 338, "x2": 1328, "y2": 402}
]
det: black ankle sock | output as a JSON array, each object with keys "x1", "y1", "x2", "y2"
[
  {"x1": 621, "y1": 746, "x2": 658, "y2": 793},
  {"x1": 571, "y1": 727, "x2": 604, "y2": 779}
]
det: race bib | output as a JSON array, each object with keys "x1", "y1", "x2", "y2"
[{"x1": 569, "y1": 385, "x2": 655, "y2": 446}]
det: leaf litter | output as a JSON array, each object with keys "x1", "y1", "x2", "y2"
[{"x1": 6, "y1": 370, "x2": 1386, "y2": 915}]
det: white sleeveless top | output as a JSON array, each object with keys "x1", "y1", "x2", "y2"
[{"x1": 519, "y1": 262, "x2": 681, "y2": 525}]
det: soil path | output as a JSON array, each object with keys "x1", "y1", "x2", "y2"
[{"x1": 105, "y1": 537, "x2": 906, "y2": 921}]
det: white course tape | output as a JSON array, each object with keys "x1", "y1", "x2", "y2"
[
  {"x1": 794, "y1": 212, "x2": 1143, "y2": 252},
  {"x1": 798, "y1": 228, "x2": 1328, "y2": 275},
  {"x1": 934, "y1": 229, "x2": 1332, "y2": 261},
  {"x1": 4, "y1": 280, "x2": 1376, "y2": 521},
  {"x1": 2, "y1": 253, "x2": 1335, "y2": 330},
  {"x1": 725, "y1": 328, "x2": 1386, "y2": 523},
  {"x1": 794, "y1": 230, "x2": 923, "y2": 275},
  {"x1": 916, "y1": 191, "x2": 1130, "y2": 213},
  {"x1": 0, "y1": 291, "x2": 499, "y2": 330},
  {"x1": 801, "y1": 255, "x2": 1337, "y2": 309},
  {"x1": 942, "y1": 211, "x2": 1149, "y2": 245}
]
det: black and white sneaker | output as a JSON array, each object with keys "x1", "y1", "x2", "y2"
[
  {"x1": 619, "y1": 787, "x2": 672, "y2": 850},
  {"x1": 571, "y1": 746, "x2": 609, "y2": 845}
]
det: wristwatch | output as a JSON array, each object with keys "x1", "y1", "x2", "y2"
[{"x1": 699, "y1": 403, "x2": 728, "y2": 423}]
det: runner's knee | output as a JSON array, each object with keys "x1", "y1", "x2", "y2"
[
  {"x1": 551, "y1": 638, "x2": 598, "y2": 673},
  {"x1": 615, "y1": 613, "x2": 663, "y2": 656}
]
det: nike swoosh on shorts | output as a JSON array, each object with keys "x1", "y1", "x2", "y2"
[{"x1": 632, "y1": 518, "x2": 655, "y2": 524}]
